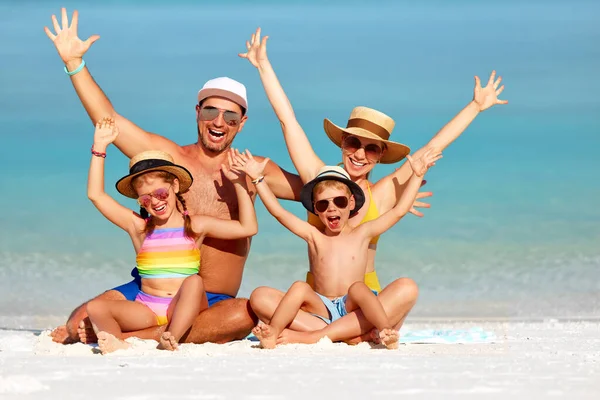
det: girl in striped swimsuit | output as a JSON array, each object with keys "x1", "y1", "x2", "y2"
[{"x1": 85, "y1": 117, "x2": 258, "y2": 354}]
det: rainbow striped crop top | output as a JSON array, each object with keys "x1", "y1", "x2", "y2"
[{"x1": 136, "y1": 227, "x2": 200, "y2": 279}]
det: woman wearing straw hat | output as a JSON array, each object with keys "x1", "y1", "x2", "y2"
[{"x1": 239, "y1": 28, "x2": 508, "y2": 344}]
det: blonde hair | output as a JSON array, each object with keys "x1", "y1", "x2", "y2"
[{"x1": 313, "y1": 180, "x2": 351, "y2": 197}]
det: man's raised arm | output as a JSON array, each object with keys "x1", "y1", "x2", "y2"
[{"x1": 44, "y1": 8, "x2": 178, "y2": 158}]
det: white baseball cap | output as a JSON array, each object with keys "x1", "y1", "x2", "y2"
[{"x1": 197, "y1": 77, "x2": 248, "y2": 112}]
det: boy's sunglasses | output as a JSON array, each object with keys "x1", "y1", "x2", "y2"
[
  {"x1": 341, "y1": 136, "x2": 383, "y2": 161},
  {"x1": 199, "y1": 106, "x2": 242, "y2": 126},
  {"x1": 314, "y1": 196, "x2": 349, "y2": 213},
  {"x1": 137, "y1": 185, "x2": 171, "y2": 208}
]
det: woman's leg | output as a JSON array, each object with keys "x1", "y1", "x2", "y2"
[{"x1": 158, "y1": 274, "x2": 209, "y2": 350}]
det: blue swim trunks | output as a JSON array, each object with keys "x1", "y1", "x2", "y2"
[
  {"x1": 313, "y1": 290, "x2": 379, "y2": 324},
  {"x1": 110, "y1": 268, "x2": 234, "y2": 307}
]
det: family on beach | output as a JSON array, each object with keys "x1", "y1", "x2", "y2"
[{"x1": 45, "y1": 9, "x2": 507, "y2": 354}]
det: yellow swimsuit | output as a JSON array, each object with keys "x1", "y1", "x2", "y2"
[{"x1": 306, "y1": 183, "x2": 382, "y2": 292}]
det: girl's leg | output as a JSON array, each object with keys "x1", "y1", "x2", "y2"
[
  {"x1": 249, "y1": 286, "x2": 328, "y2": 331},
  {"x1": 159, "y1": 274, "x2": 208, "y2": 350},
  {"x1": 86, "y1": 299, "x2": 158, "y2": 354},
  {"x1": 253, "y1": 281, "x2": 328, "y2": 349}
]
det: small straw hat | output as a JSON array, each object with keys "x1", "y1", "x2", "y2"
[
  {"x1": 324, "y1": 106, "x2": 410, "y2": 164},
  {"x1": 115, "y1": 150, "x2": 193, "y2": 199}
]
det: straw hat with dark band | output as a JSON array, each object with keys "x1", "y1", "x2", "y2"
[
  {"x1": 115, "y1": 150, "x2": 194, "y2": 199},
  {"x1": 324, "y1": 106, "x2": 411, "y2": 164},
  {"x1": 300, "y1": 165, "x2": 365, "y2": 216}
]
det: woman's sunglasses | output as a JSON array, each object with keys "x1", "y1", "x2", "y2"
[
  {"x1": 199, "y1": 106, "x2": 242, "y2": 126},
  {"x1": 341, "y1": 135, "x2": 383, "y2": 161},
  {"x1": 314, "y1": 196, "x2": 349, "y2": 213},
  {"x1": 137, "y1": 185, "x2": 171, "y2": 208}
]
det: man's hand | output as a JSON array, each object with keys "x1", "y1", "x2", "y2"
[
  {"x1": 44, "y1": 8, "x2": 100, "y2": 65},
  {"x1": 473, "y1": 70, "x2": 508, "y2": 111},
  {"x1": 238, "y1": 27, "x2": 269, "y2": 69}
]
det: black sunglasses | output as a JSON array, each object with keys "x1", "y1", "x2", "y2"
[{"x1": 314, "y1": 196, "x2": 349, "y2": 213}]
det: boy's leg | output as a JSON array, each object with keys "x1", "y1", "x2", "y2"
[
  {"x1": 345, "y1": 282, "x2": 390, "y2": 331},
  {"x1": 254, "y1": 281, "x2": 329, "y2": 349},
  {"x1": 249, "y1": 286, "x2": 329, "y2": 331},
  {"x1": 158, "y1": 275, "x2": 209, "y2": 350}
]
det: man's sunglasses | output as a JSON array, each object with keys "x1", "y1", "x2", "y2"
[
  {"x1": 314, "y1": 196, "x2": 349, "y2": 213},
  {"x1": 198, "y1": 106, "x2": 242, "y2": 126},
  {"x1": 137, "y1": 185, "x2": 171, "y2": 208},
  {"x1": 341, "y1": 135, "x2": 383, "y2": 161}
]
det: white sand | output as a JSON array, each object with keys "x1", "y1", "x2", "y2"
[{"x1": 1, "y1": 320, "x2": 599, "y2": 399}]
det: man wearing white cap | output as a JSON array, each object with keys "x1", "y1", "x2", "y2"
[{"x1": 45, "y1": 9, "x2": 303, "y2": 345}]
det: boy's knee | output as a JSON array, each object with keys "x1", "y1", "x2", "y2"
[
  {"x1": 290, "y1": 280, "x2": 311, "y2": 293},
  {"x1": 391, "y1": 278, "x2": 419, "y2": 302},
  {"x1": 348, "y1": 281, "x2": 368, "y2": 295},
  {"x1": 249, "y1": 286, "x2": 273, "y2": 310}
]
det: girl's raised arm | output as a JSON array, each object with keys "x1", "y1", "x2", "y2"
[{"x1": 87, "y1": 117, "x2": 142, "y2": 234}]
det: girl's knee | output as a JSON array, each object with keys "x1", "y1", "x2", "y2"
[
  {"x1": 185, "y1": 274, "x2": 204, "y2": 288},
  {"x1": 85, "y1": 299, "x2": 103, "y2": 317}
]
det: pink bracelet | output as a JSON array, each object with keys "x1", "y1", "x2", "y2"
[{"x1": 91, "y1": 146, "x2": 106, "y2": 158}]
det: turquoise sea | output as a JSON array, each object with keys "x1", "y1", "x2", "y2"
[{"x1": 1, "y1": 0, "x2": 599, "y2": 328}]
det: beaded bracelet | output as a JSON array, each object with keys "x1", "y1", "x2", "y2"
[
  {"x1": 251, "y1": 175, "x2": 265, "y2": 185},
  {"x1": 91, "y1": 146, "x2": 107, "y2": 158}
]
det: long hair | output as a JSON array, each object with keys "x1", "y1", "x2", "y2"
[{"x1": 133, "y1": 171, "x2": 197, "y2": 239}]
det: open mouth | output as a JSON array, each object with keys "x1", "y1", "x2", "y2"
[
  {"x1": 208, "y1": 128, "x2": 225, "y2": 139},
  {"x1": 153, "y1": 204, "x2": 167, "y2": 214},
  {"x1": 349, "y1": 157, "x2": 366, "y2": 167},
  {"x1": 326, "y1": 216, "x2": 341, "y2": 229}
]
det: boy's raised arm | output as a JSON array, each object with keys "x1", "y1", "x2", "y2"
[
  {"x1": 44, "y1": 8, "x2": 180, "y2": 158},
  {"x1": 363, "y1": 150, "x2": 442, "y2": 239},
  {"x1": 233, "y1": 150, "x2": 316, "y2": 241}
]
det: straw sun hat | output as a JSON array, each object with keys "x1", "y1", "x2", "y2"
[
  {"x1": 324, "y1": 106, "x2": 410, "y2": 164},
  {"x1": 115, "y1": 150, "x2": 193, "y2": 199}
]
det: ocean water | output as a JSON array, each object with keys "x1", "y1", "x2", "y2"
[{"x1": 1, "y1": 0, "x2": 599, "y2": 328}]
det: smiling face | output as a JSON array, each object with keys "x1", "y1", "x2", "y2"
[
  {"x1": 132, "y1": 172, "x2": 180, "y2": 222},
  {"x1": 196, "y1": 97, "x2": 248, "y2": 153},
  {"x1": 340, "y1": 134, "x2": 386, "y2": 179},
  {"x1": 313, "y1": 181, "x2": 355, "y2": 234}
]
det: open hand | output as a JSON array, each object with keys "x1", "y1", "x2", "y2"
[
  {"x1": 44, "y1": 8, "x2": 100, "y2": 64},
  {"x1": 231, "y1": 149, "x2": 269, "y2": 182},
  {"x1": 93, "y1": 117, "x2": 119, "y2": 151},
  {"x1": 406, "y1": 149, "x2": 442, "y2": 177},
  {"x1": 473, "y1": 70, "x2": 508, "y2": 111},
  {"x1": 409, "y1": 181, "x2": 433, "y2": 217},
  {"x1": 238, "y1": 27, "x2": 269, "y2": 68},
  {"x1": 221, "y1": 149, "x2": 246, "y2": 183}
]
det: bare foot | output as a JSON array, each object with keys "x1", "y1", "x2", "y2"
[
  {"x1": 252, "y1": 324, "x2": 277, "y2": 349},
  {"x1": 379, "y1": 328, "x2": 399, "y2": 350},
  {"x1": 96, "y1": 331, "x2": 130, "y2": 354},
  {"x1": 344, "y1": 328, "x2": 381, "y2": 345},
  {"x1": 276, "y1": 328, "x2": 323, "y2": 345},
  {"x1": 78, "y1": 319, "x2": 98, "y2": 344},
  {"x1": 50, "y1": 325, "x2": 76, "y2": 344},
  {"x1": 157, "y1": 331, "x2": 179, "y2": 351}
]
